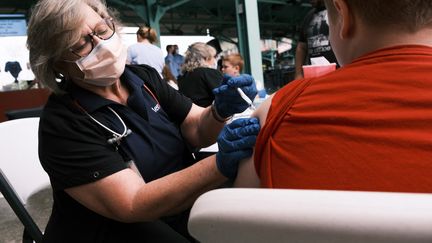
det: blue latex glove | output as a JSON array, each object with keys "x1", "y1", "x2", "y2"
[
  {"x1": 216, "y1": 117, "x2": 260, "y2": 179},
  {"x1": 213, "y1": 74, "x2": 258, "y2": 118}
]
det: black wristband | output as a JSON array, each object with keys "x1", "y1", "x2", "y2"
[{"x1": 211, "y1": 102, "x2": 232, "y2": 123}]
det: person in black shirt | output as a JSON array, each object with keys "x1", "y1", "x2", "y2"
[
  {"x1": 177, "y1": 42, "x2": 223, "y2": 108},
  {"x1": 294, "y1": 0, "x2": 339, "y2": 79},
  {"x1": 26, "y1": 0, "x2": 260, "y2": 242}
]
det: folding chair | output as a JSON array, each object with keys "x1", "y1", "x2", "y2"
[
  {"x1": 5, "y1": 106, "x2": 43, "y2": 120},
  {"x1": 0, "y1": 118, "x2": 50, "y2": 243},
  {"x1": 189, "y1": 188, "x2": 432, "y2": 243}
]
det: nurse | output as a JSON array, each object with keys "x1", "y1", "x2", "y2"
[{"x1": 27, "y1": 0, "x2": 259, "y2": 242}]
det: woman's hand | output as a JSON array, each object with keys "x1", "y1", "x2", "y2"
[
  {"x1": 212, "y1": 74, "x2": 258, "y2": 118},
  {"x1": 216, "y1": 117, "x2": 260, "y2": 179}
]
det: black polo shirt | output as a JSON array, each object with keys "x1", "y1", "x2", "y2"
[
  {"x1": 177, "y1": 67, "x2": 223, "y2": 107},
  {"x1": 38, "y1": 65, "x2": 193, "y2": 242}
]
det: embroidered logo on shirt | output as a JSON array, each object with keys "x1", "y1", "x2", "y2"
[{"x1": 152, "y1": 104, "x2": 160, "y2": 112}]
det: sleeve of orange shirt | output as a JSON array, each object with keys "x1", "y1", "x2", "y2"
[
  {"x1": 252, "y1": 79, "x2": 312, "y2": 188},
  {"x1": 234, "y1": 79, "x2": 312, "y2": 187}
]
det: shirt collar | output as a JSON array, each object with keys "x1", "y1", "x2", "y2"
[{"x1": 69, "y1": 66, "x2": 144, "y2": 113}]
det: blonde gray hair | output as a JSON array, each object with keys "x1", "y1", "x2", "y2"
[
  {"x1": 27, "y1": 0, "x2": 117, "y2": 94},
  {"x1": 181, "y1": 42, "x2": 216, "y2": 73}
]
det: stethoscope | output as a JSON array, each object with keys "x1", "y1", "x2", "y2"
[
  {"x1": 73, "y1": 83, "x2": 160, "y2": 146},
  {"x1": 84, "y1": 107, "x2": 132, "y2": 145},
  {"x1": 72, "y1": 98, "x2": 131, "y2": 146}
]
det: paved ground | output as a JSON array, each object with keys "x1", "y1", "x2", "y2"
[{"x1": 0, "y1": 187, "x2": 52, "y2": 243}]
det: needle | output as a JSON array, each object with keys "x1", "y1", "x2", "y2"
[{"x1": 236, "y1": 87, "x2": 256, "y2": 110}]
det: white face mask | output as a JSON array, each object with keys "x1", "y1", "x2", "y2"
[
  {"x1": 75, "y1": 34, "x2": 127, "y2": 87},
  {"x1": 211, "y1": 60, "x2": 218, "y2": 70},
  {"x1": 206, "y1": 57, "x2": 218, "y2": 70}
]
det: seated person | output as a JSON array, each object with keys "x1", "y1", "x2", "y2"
[
  {"x1": 26, "y1": 0, "x2": 259, "y2": 241},
  {"x1": 177, "y1": 42, "x2": 223, "y2": 107},
  {"x1": 235, "y1": 0, "x2": 432, "y2": 192}
]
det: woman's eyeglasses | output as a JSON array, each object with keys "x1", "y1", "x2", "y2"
[{"x1": 70, "y1": 18, "x2": 115, "y2": 58}]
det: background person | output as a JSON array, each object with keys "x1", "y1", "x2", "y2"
[
  {"x1": 27, "y1": 0, "x2": 259, "y2": 242},
  {"x1": 177, "y1": 42, "x2": 223, "y2": 107},
  {"x1": 126, "y1": 26, "x2": 165, "y2": 77},
  {"x1": 222, "y1": 53, "x2": 244, "y2": 77},
  {"x1": 162, "y1": 64, "x2": 178, "y2": 90},
  {"x1": 294, "y1": 0, "x2": 338, "y2": 79},
  {"x1": 165, "y1": 44, "x2": 184, "y2": 79},
  {"x1": 206, "y1": 38, "x2": 223, "y2": 71},
  {"x1": 234, "y1": 0, "x2": 432, "y2": 193}
]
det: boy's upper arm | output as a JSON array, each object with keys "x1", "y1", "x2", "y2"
[{"x1": 234, "y1": 94, "x2": 274, "y2": 188}]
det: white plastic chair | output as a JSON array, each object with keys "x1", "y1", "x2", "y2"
[
  {"x1": 0, "y1": 117, "x2": 50, "y2": 243},
  {"x1": 188, "y1": 188, "x2": 432, "y2": 243}
]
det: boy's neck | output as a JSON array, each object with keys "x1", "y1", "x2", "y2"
[{"x1": 347, "y1": 27, "x2": 432, "y2": 64}]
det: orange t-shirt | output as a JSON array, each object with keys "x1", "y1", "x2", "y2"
[{"x1": 255, "y1": 45, "x2": 432, "y2": 192}]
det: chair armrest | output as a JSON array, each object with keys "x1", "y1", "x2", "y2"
[{"x1": 188, "y1": 188, "x2": 432, "y2": 243}]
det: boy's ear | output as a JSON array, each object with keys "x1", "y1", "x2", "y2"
[{"x1": 333, "y1": 0, "x2": 354, "y2": 39}]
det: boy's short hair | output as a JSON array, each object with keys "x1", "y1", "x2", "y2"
[
  {"x1": 326, "y1": 0, "x2": 432, "y2": 32},
  {"x1": 223, "y1": 54, "x2": 244, "y2": 72}
]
